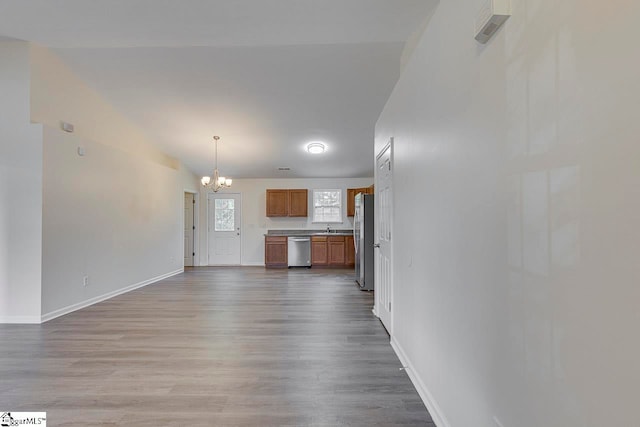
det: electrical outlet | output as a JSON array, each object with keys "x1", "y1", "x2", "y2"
[
  {"x1": 493, "y1": 416, "x2": 504, "y2": 427},
  {"x1": 83, "y1": 276, "x2": 89, "y2": 287}
]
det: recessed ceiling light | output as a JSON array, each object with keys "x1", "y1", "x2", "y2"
[{"x1": 307, "y1": 142, "x2": 326, "y2": 154}]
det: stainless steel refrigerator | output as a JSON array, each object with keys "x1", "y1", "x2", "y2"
[{"x1": 354, "y1": 193, "x2": 374, "y2": 291}]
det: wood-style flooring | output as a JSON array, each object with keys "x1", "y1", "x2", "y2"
[{"x1": 0, "y1": 267, "x2": 434, "y2": 426}]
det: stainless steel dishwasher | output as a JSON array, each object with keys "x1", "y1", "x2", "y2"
[{"x1": 287, "y1": 236, "x2": 311, "y2": 267}]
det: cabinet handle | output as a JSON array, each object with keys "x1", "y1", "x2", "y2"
[{"x1": 374, "y1": 243, "x2": 380, "y2": 248}]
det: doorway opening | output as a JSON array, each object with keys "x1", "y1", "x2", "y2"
[
  {"x1": 375, "y1": 139, "x2": 393, "y2": 334},
  {"x1": 184, "y1": 192, "x2": 196, "y2": 267}
]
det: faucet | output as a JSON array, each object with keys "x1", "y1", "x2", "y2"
[{"x1": 326, "y1": 224, "x2": 331, "y2": 233}]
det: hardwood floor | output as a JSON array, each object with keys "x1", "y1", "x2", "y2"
[{"x1": 0, "y1": 267, "x2": 434, "y2": 426}]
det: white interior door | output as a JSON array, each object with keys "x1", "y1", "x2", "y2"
[
  {"x1": 208, "y1": 193, "x2": 241, "y2": 265},
  {"x1": 376, "y1": 141, "x2": 393, "y2": 333},
  {"x1": 184, "y1": 193, "x2": 195, "y2": 266}
]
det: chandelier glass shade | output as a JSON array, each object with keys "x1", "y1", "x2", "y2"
[{"x1": 201, "y1": 136, "x2": 232, "y2": 192}]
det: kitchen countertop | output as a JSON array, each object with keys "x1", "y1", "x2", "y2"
[{"x1": 265, "y1": 229, "x2": 353, "y2": 237}]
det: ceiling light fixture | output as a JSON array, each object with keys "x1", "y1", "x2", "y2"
[
  {"x1": 307, "y1": 142, "x2": 326, "y2": 154},
  {"x1": 201, "y1": 136, "x2": 232, "y2": 192}
]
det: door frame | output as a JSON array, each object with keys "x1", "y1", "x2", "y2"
[
  {"x1": 374, "y1": 138, "x2": 394, "y2": 335},
  {"x1": 183, "y1": 189, "x2": 199, "y2": 268},
  {"x1": 206, "y1": 192, "x2": 242, "y2": 266}
]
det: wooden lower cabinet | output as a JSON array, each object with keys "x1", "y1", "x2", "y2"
[
  {"x1": 345, "y1": 235, "x2": 355, "y2": 267},
  {"x1": 328, "y1": 236, "x2": 345, "y2": 266},
  {"x1": 311, "y1": 236, "x2": 328, "y2": 266},
  {"x1": 311, "y1": 235, "x2": 354, "y2": 267},
  {"x1": 265, "y1": 236, "x2": 288, "y2": 268},
  {"x1": 268, "y1": 234, "x2": 355, "y2": 268}
]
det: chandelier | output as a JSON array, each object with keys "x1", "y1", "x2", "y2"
[{"x1": 201, "y1": 136, "x2": 232, "y2": 192}]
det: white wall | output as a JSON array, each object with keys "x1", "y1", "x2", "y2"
[
  {"x1": 27, "y1": 45, "x2": 199, "y2": 319},
  {"x1": 30, "y1": 45, "x2": 178, "y2": 169},
  {"x1": 41, "y1": 126, "x2": 196, "y2": 317},
  {"x1": 375, "y1": 0, "x2": 640, "y2": 426},
  {"x1": 0, "y1": 41, "x2": 43, "y2": 323},
  {"x1": 197, "y1": 177, "x2": 372, "y2": 266}
]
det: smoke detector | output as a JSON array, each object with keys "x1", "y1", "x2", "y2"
[{"x1": 475, "y1": 0, "x2": 511, "y2": 44}]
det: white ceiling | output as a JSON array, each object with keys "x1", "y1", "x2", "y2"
[{"x1": 0, "y1": 0, "x2": 436, "y2": 178}]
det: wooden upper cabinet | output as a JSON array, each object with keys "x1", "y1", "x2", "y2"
[
  {"x1": 288, "y1": 189, "x2": 308, "y2": 217},
  {"x1": 346, "y1": 188, "x2": 357, "y2": 217},
  {"x1": 266, "y1": 189, "x2": 308, "y2": 217},
  {"x1": 347, "y1": 186, "x2": 373, "y2": 216},
  {"x1": 266, "y1": 190, "x2": 289, "y2": 217},
  {"x1": 328, "y1": 236, "x2": 345, "y2": 266}
]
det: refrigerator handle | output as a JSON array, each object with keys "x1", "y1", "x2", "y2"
[{"x1": 353, "y1": 207, "x2": 359, "y2": 253}]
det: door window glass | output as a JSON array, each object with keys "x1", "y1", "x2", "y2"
[{"x1": 214, "y1": 199, "x2": 235, "y2": 231}]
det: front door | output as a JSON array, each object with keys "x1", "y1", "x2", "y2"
[
  {"x1": 207, "y1": 193, "x2": 241, "y2": 265},
  {"x1": 376, "y1": 141, "x2": 393, "y2": 333}
]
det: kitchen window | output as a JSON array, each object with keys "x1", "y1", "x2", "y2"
[{"x1": 312, "y1": 189, "x2": 342, "y2": 223}]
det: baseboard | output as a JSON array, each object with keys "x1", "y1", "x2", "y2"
[
  {"x1": 242, "y1": 262, "x2": 265, "y2": 267},
  {"x1": 41, "y1": 269, "x2": 183, "y2": 323},
  {"x1": 0, "y1": 315, "x2": 42, "y2": 324},
  {"x1": 391, "y1": 337, "x2": 451, "y2": 427}
]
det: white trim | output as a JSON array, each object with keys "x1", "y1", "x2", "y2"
[
  {"x1": 40, "y1": 269, "x2": 183, "y2": 323},
  {"x1": 374, "y1": 138, "x2": 394, "y2": 335},
  {"x1": 193, "y1": 191, "x2": 199, "y2": 265},
  {"x1": 243, "y1": 262, "x2": 265, "y2": 267},
  {"x1": 183, "y1": 189, "x2": 198, "y2": 268},
  {"x1": 391, "y1": 337, "x2": 451, "y2": 427},
  {"x1": 0, "y1": 315, "x2": 42, "y2": 324}
]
